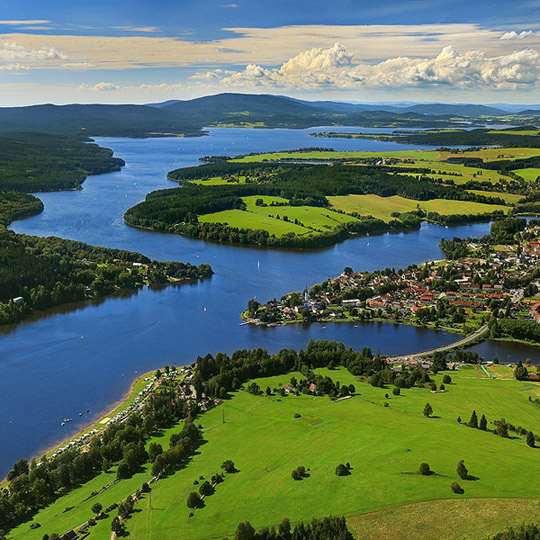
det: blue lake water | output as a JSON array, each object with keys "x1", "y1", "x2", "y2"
[{"x1": 2, "y1": 127, "x2": 538, "y2": 477}]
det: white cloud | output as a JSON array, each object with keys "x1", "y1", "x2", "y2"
[
  {"x1": 205, "y1": 43, "x2": 540, "y2": 90},
  {"x1": 500, "y1": 31, "x2": 534, "y2": 40},
  {"x1": 220, "y1": 3, "x2": 239, "y2": 7},
  {"x1": 0, "y1": 41, "x2": 68, "y2": 61},
  {"x1": 62, "y1": 61, "x2": 96, "y2": 69},
  {"x1": 112, "y1": 25, "x2": 159, "y2": 33},
  {"x1": 0, "y1": 20, "x2": 49, "y2": 25},
  {"x1": 0, "y1": 63, "x2": 29, "y2": 71}
]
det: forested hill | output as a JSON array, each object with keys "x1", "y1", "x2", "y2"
[
  {"x1": 0, "y1": 94, "x2": 520, "y2": 136},
  {"x1": 0, "y1": 133, "x2": 124, "y2": 191},
  {"x1": 0, "y1": 228, "x2": 213, "y2": 325},
  {"x1": 0, "y1": 104, "x2": 204, "y2": 138}
]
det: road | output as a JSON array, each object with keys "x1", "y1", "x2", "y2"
[{"x1": 389, "y1": 325, "x2": 489, "y2": 361}]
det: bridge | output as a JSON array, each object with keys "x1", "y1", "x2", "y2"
[{"x1": 389, "y1": 325, "x2": 489, "y2": 361}]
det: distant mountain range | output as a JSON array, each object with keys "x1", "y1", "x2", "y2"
[
  {"x1": 149, "y1": 93, "x2": 511, "y2": 118},
  {"x1": 0, "y1": 93, "x2": 537, "y2": 138}
]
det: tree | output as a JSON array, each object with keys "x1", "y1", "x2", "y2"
[
  {"x1": 335, "y1": 463, "x2": 350, "y2": 476},
  {"x1": 148, "y1": 442, "x2": 163, "y2": 463},
  {"x1": 457, "y1": 460, "x2": 468, "y2": 480},
  {"x1": 423, "y1": 403, "x2": 433, "y2": 417},
  {"x1": 392, "y1": 387, "x2": 400, "y2": 396},
  {"x1": 479, "y1": 414, "x2": 487, "y2": 431},
  {"x1": 278, "y1": 518, "x2": 291, "y2": 540},
  {"x1": 418, "y1": 463, "x2": 431, "y2": 476},
  {"x1": 235, "y1": 521, "x2": 256, "y2": 540},
  {"x1": 496, "y1": 419, "x2": 509, "y2": 438},
  {"x1": 468, "y1": 410, "x2": 478, "y2": 429},
  {"x1": 526, "y1": 431, "x2": 535, "y2": 448},
  {"x1": 514, "y1": 361, "x2": 529, "y2": 381},
  {"x1": 187, "y1": 492, "x2": 202, "y2": 509},
  {"x1": 443, "y1": 374, "x2": 452, "y2": 384},
  {"x1": 221, "y1": 460, "x2": 236, "y2": 473},
  {"x1": 111, "y1": 517, "x2": 126, "y2": 536},
  {"x1": 91, "y1": 502, "x2": 103, "y2": 515},
  {"x1": 291, "y1": 469, "x2": 301, "y2": 480},
  {"x1": 199, "y1": 481, "x2": 214, "y2": 496}
]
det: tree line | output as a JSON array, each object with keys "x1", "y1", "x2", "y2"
[{"x1": 0, "y1": 228, "x2": 213, "y2": 325}]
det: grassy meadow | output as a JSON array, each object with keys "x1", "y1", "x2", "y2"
[
  {"x1": 327, "y1": 194, "x2": 509, "y2": 221},
  {"x1": 199, "y1": 195, "x2": 358, "y2": 238},
  {"x1": 10, "y1": 365, "x2": 540, "y2": 540}
]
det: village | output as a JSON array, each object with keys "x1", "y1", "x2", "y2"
[{"x1": 244, "y1": 224, "x2": 540, "y2": 340}]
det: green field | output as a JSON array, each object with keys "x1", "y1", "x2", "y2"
[
  {"x1": 233, "y1": 150, "x2": 443, "y2": 162},
  {"x1": 189, "y1": 175, "x2": 249, "y2": 186},
  {"x1": 10, "y1": 366, "x2": 540, "y2": 540},
  {"x1": 120, "y1": 367, "x2": 540, "y2": 539},
  {"x1": 514, "y1": 168, "x2": 540, "y2": 182},
  {"x1": 199, "y1": 195, "x2": 358, "y2": 238},
  {"x1": 327, "y1": 194, "x2": 509, "y2": 221},
  {"x1": 467, "y1": 190, "x2": 524, "y2": 204},
  {"x1": 348, "y1": 498, "x2": 540, "y2": 540}
]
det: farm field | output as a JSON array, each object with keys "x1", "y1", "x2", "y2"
[
  {"x1": 199, "y1": 195, "x2": 359, "y2": 237},
  {"x1": 233, "y1": 150, "x2": 443, "y2": 162},
  {"x1": 327, "y1": 194, "x2": 509, "y2": 221},
  {"x1": 514, "y1": 168, "x2": 540, "y2": 182},
  {"x1": 347, "y1": 498, "x2": 540, "y2": 540},
  {"x1": 466, "y1": 190, "x2": 524, "y2": 204},
  {"x1": 188, "y1": 175, "x2": 249, "y2": 186}
]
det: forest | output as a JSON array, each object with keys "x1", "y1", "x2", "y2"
[
  {"x1": 314, "y1": 128, "x2": 540, "y2": 148},
  {"x1": 0, "y1": 192, "x2": 43, "y2": 226},
  {"x1": 0, "y1": 229, "x2": 213, "y2": 325},
  {"x1": 0, "y1": 133, "x2": 124, "y2": 192},
  {"x1": 125, "y1": 161, "x2": 508, "y2": 248}
]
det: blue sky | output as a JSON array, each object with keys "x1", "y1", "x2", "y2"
[{"x1": 1, "y1": 0, "x2": 540, "y2": 105}]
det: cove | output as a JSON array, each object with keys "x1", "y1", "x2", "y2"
[{"x1": 1, "y1": 127, "x2": 537, "y2": 478}]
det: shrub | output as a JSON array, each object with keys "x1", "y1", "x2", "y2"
[
  {"x1": 335, "y1": 463, "x2": 350, "y2": 476},
  {"x1": 187, "y1": 492, "x2": 202, "y2": 509},
  {"x1": 451, "y1": 481, "x2": 464, "y2": 494},
  {"x1": 457, "y1": 460, "x2": 468, "y2": 480},
  {"x1": 443, "y1": 374, "x2": 452, "y2": 384},
  {"x1": 294, "y1": 413, "x2": 301, "y2": 418},
  {"x1": 392, "y1": 387, "x2": 400, "y2": 396},
  {"x1": 418, "y1": 463, "x2": 431, "y2": 476},
  {"x1": 423, "y1": 403, "x2": 433, "y2": 417},
  {"x1": 527, "y1": 431, "x2": 535, "y2": 448}
]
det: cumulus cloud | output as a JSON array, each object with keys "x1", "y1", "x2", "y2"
[
  {"x1": 0, "y1": 63, "x2": 29, "y2": 71},
  {"x1": 501, "y1": 31, "x2": 534, "y2": 40},
  {"x1": 203, "y1": 43, "x2": 540, "y2": 90},
  {"x1": 0, "y1": 41, "x2": 68, "y2": 61}
]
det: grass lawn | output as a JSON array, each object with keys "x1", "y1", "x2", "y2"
[
  {"x1": 514, "y1": 168, "x2": 540, "y2": 182},
  {"x1": 347, "y1": 498, "x2": 540, "y2": 540},
  {"x1": 122, "y1": 367, "x2": 540, "y2": 540},
  {"x1": 327, "y1": 194, "x2": 509, "y2": 221}
]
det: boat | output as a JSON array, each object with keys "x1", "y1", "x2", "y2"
[{"x1": 63, "y1": 418, "x2": 72, "y2": 422}]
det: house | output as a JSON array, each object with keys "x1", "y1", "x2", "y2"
[{"x1": 309, "y1": 383, "x2": 317, "y2": 393}]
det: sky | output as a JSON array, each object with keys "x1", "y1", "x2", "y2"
[{"x1": 1, "y1": 0, "x2": 540, "y2": 105}]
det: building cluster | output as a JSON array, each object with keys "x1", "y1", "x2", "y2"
[{"x1": 250, "y1": 227, "x2": 540, "y2": 328}]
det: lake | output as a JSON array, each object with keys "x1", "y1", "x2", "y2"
[{"x1": 2, "y1": 127, "x2": 538, "y2": 477}]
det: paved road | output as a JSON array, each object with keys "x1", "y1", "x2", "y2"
[{"x1": 389, "y1": 325, "x2": 489, "y2": 361}]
